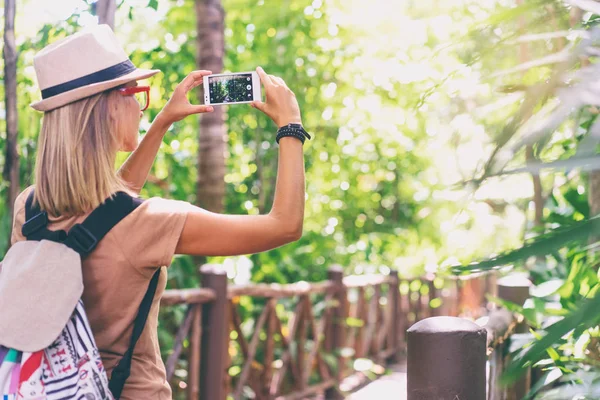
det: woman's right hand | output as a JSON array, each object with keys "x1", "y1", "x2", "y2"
[
  {"x1": 158, "y1": 70, "x2": 214, "y2": 125},
  {"x1": 251, "y1": 67, "x2": 303, "y2": 128}
]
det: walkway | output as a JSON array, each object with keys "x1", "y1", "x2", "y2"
[{"x1": 347, "y1": 363, "x2": 407, "y2": 400}]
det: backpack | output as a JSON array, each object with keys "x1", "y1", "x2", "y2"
[{"x1": 0, "y1": 190, "x2": 160, "y2": 400}]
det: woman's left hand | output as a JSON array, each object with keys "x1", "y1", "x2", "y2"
[{"x1": 158, "y1": 70, "x2": 214, "y2": 124}]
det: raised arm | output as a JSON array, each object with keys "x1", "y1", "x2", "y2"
[
  {"x1": 118, "y1": 71, "x2": 214, "y2": 193},
  {"x1": 175, "y1": 67, "x2": 306, "y2": 256}
]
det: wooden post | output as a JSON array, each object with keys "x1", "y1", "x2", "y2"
[
  {"x1": 324, "y1": 266, "x2": 345, "y2": 400},
  {"x1": 387, "y1": 269, "x2": 400, "y2": 363},
  {"x1": 498, "y1": 274, "x2": 532, "y2": 400},
  {"x1": 199, "y1": 264, "x2": 229, "y2": 400},
  {"x1": 413, "y1": 282, "x2": 421, "y2": 322},
  {"x1": 188, "y1": 305, "x2": 202, "y2": 399},
  {"x1": 428, "y1": 279, "x2": 438, "y2": 317},
  {"x1": 399, "y1": 280, "x2": 408, "y2": 346},
  {"x1": 420, "y1": 280, "x2": 430, "y2": 320},
  {"x1": 263, "y1": 302, "x2": 276, "y2": 397},
  {"x1": 453, "y1": 279, "x2": 461, "y2": 317},
  {"x1": 407, "y1": 316, "x2": 487, "y2": 400},
  {"x1": 485, "y1": 271, "x2": 498, "y2": 310},
  {"x1": 95, "y1": 0, "x2": 116, "y2": 29},
  {"x1": 296, "y1": 300, "x2": 307, "y2": 392}
]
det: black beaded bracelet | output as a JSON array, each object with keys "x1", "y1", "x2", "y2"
[
  {"x1": 276, "y1": 124, "x2": 311, "y2": 145},
  {"x1": 276, "y1": 130, "x2": 306, "y2": 144}
]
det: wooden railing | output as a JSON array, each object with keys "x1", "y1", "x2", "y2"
[
  {"x1": 161, "y1": 287, "x2": 216, "y2": 398},
  {"x1": 159, "y1": 265, "x2": 504, "y2": 400}
]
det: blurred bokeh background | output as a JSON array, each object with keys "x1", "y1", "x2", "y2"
[
  {"x1": 5, "y1": 0, "x2": 600, "y2": 398},
  {"x1": 1, "y1": 0, "x2": 540, "y2": 279}
]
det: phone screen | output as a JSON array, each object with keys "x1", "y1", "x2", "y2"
[{"x1": 208, "y1": 73, "x2": 254, "y2": 104}]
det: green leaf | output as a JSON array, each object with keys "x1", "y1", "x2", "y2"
[
  {"x1": 321, "y1": 352, "x2": 338, "y2": 374},
  {"x1": 501, "y1": 291, "x2": 600, "y2": 384},
  {"x1": 522, "y1": 369, "x2": 563, "y2": 400},
  {"x1": 490, "y1": 156, "x2": 600, "y2": 177},
  {"x1": 531, "y1": 280, "x2": 564, "y2": 298},
  {"x1": 487, "y1": 295, "x2": 524, "y2": 313},
  {"x1": 564, "y1": 188, "x2": 590, "y2": 219},
  {"x1": 345, "y1": 317, "x2": 365, "y2": 328},
  {"x1": 148, "y1": 0, "x2": 158, "y2": 10},
  {"x1": 452, "y1": 216, "x2": 600, "y2": 274},
  {"x1": 479, "y1": 0, "x2": 545, "y2": 27}
]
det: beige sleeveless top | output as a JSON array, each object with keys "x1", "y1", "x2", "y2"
[{"x1": 11, "y1": 186, "x2": 194, "y2": 400}]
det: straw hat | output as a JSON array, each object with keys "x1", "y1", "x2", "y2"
[{"x1": 31, "y1": 24, "x2": 160, "y2": 112}]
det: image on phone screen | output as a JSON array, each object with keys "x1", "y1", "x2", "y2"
[{"x1": 208, "y1": 73, "x2": 254, "y2": 104}]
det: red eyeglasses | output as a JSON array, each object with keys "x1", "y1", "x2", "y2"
[{"x1": 117, "y1": 86, "x2": 150, "y2": 111}]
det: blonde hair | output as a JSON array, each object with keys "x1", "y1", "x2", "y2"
[{"x1": 34, "y1": 91, "x2": 130, "y2": 217}]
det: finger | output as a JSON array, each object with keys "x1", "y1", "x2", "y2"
[
  {"x1": 268, "y1": 75, "x2": 282, "y2": 87},
  {"x1": 251, "y1": 100, "x2": 268, "y2": 113},
  {"x1": 180, "y1": 70, "x2": 212, "y2": 92},
  {"x1": 256, "y1": 67, "x2": 274, "y2": 88},
  {"x1": 187, "y1": 78, "x2": 204, "y2": 92},
  {"x1": 271, "y1": 75, "x2": 286, "y2": 87},
  {"x1": 189, "y1": 104, "x2": 214, "y2": 114}
]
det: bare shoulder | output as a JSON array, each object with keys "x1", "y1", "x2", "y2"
[
  {"x1": 10, "y1": 185, "x2": 34, "y2": 246},
  {"x1": 14, "y1": 185, "x2": 34, "y2": 211}
]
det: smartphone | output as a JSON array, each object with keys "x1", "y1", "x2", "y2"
[{"x1": 203, "y1": 71, "x2": 261, "y2": 106}]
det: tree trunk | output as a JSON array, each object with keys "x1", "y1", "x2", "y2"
[
  {"x1": 516, "y1": 0, "x2": 544, "y2": 228},
  {"x1": 3, "y1": 0, "x2": 19, "y2": 246},
  {"x1": 195, "y1": 0, "x2": 226, "y2": 213},
  {"x1": 590, "y1": 173, "x2": 600, "y2": 217},
  {"x1": 526, "y1": 146, "x2": 544, "y2": 226},
  {"x1": 575, "y1": 5, "x2": 600, "y2": 218},
  {"x1": 96, "y1": 0, "x2": 117, "y2": 29}
]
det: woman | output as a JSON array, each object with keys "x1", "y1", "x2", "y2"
[{"x1": 10, "y1": 25, "x2": 307, "y2": 399}]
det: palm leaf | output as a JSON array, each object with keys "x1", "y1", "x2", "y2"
[
  {"x1": 567, "y1": 0, "x2": 600, "y2": 14},
  {"x1": 478, "y1": 27, "x2": 600, "y2": 181},
  {"x1": 490, "y1": 50, "x2": 570, "y2": 78},
  {"x1": 510, "y1": 30, "x2": 588, "y2": 44},
  {"x1": 451, "y1": 216, "x2": 600, "y2": 274},
  {"x1": 501, "y1": 291, "x2": 600, "y2": 384},
  {"x1": 482, "y1": 0, "x2": 553, "y2": 27},
  {"x1": 487, "y1": 155, "x2": 600, "y2": 176}
]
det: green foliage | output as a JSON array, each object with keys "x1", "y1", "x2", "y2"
[
  {"x1": 147, "y1": 0, "x2": 159, "y2": 11},
  {"x1": 8, "y1": 0, "x2": 600, "y2": 397},
  {"x1": 447, "y1": 0, "x2": 600, "y2": 396},
  {"x1": 1, "y1": 1, "x2": 460, "y2": 397},
  {"x1": 452, "y1": 216, "x2": 600, "y2": 274}
]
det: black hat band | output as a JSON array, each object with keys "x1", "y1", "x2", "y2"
[{"x1": 41, "y1": 60, "x2": 136, "y2": 99}]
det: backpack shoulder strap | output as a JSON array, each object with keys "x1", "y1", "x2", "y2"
[
  {"x1": 23, "y1": 190, "x2": 65, "y2": 243},
  {"x1": 22, "y1": 189, "x2": 143, "y2": 259},
  {"x1": 109, "y1": 268, "x2": 160, "y2": 399},
  {"x1": 63, "y1": 191, "x2": 143, "y2": 258}
]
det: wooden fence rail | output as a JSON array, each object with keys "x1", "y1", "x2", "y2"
[{"x1": 160, "y1": 265, "x2": 501, "y2": 400}]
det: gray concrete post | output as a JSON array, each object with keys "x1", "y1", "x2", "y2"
[
  {"x1": 407, "y1": 316, "x2": 487, "y2": 400},
  {"x1": 497, "y1": 274, "x2": 531, "y2": 333}
]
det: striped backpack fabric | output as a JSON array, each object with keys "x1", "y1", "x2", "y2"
[
  {"x1": 0, "y1": 190, "x2": 159, "y2": 400},
  {"x1": 0, "y1": 302, "x2": 111, "y2": 399}
]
